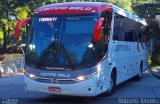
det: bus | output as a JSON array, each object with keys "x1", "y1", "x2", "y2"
[{"x1": 14, "y1": 2, "x2": 148, "y2": 96}]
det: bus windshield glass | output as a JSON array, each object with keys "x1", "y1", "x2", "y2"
[{"x1": 26, "y1": 16, "x2": 99, "y2": 70}]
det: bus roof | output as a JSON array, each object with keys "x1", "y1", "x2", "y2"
[
  {"x1": 112, "y1": 4, "x2": 147, "y2": 26},
  {"x1": 35, "y1": 2, "x2": 147, "y2": 26},
  {"x1": 35, "y1": 2, "x2": 112, "y2": 15}
]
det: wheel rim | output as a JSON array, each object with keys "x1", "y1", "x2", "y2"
[{"x1": 107, "y1": 76, "x2": 114, "y2": 92}]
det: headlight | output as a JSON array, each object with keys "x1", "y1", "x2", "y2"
[
  {"x1": 29, "y1": 73, "x2": 36, "y2": 79},
  {"x1": 23, "y1": 68, "x2": 37, "y2": 79},
  {"x1": 26, "y1": 73, "x2": 36, "y2": 80},
  {"x1": 76, "y1": 72, "x2": 97, "y2": 81},
  {"x1": 76, "y1": 75, "x2": 85, "y2": 81}
]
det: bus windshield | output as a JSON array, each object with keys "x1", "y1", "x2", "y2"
[{"x1": 25, "y1": 16, "x2": 100, "y2": 70}]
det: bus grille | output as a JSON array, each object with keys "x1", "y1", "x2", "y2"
[{"x1": 34, "y1": 77, "x2": 79, "y2": 84}]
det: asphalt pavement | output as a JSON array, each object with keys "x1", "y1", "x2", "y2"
[{"x1": 0, "y1": 71, "x2": 160, "y2": 104}]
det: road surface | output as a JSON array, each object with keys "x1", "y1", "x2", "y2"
[{"x1": 0, "y1": 71, "x2": 160, "y2": 104}]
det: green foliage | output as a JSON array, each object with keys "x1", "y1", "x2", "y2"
[
  {"x1": 0, "y1": 0, "x2": 24, "y2": 50},
  {"x1": 133, "y1": 0, "x2": 160, "y2": 6},
  {"x1": 0, "y1": 0, "x2": 59, "y2": 51},
  {"x1": 0, "y1": 19, "x2": 9, "y2": 30},
  {"x1": 24, "y1": 0, "x2": 58, "y2": 17},
  {"x1": 0, "y1": 30, "x2": 3, "y2": 48},
  {"x1": 106, "y1": 0, "x2": 133, "y2": 12},
  {"x1": 15, "y1": 6, "x2": 31, "y2": 20},
  {"x1": 151, "y1": 51, "x2": 160, "y2": 65},
  {"x1": 133, "y1": 3, "x2": 160, "y2": 20},
  {"x1": 149, "y1": 21, "x2": 160, "y2": 39},
  {"x1": 132, "y1": 1, "x2": 160, "y2": 66}
]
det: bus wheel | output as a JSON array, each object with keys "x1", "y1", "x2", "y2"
[
  {"x1": 103, "y1": 72, "x2": 116, "y2": 96},
  {"x1": 134, "y1": 63, "x2": 142, "y2": 81}
]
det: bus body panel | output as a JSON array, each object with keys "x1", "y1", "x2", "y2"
[
  {"x1": 24, "y1": 62, "x2": 112, "y2": 96},
  {"x1": 24, "y1": 75, "x2": 98, "y2": 96},
  {"x1": 108, "y1": 40, "x2": 148, "y2": 85}
]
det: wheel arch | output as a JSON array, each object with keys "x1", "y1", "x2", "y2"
[
  {"x1": 140, "y1": 60, "x2": 143, "y2": 72},
  {"x1": 111, "y1": 67, "x2": 117, "y2": 84}
]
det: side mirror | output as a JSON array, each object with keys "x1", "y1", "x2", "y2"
[
  {"x1": 14, "y1": 18, "x2": 31, "y2": 40},
  {"x1": 93, "y1": 18, "x2": 104, "y2": 42}
]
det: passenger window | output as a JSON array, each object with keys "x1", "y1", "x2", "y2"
[
  {"x1": 113, "y1": 13, "x2": 124, "y2": 41},
  {"x1": 144, "y1": 26, "x2": 149, "y2": 42},
  {"x1": 138, "y1": 32, "x2": 143, "y2": 42},
  {"x1": 133, "y1": 32, "x2": 138, "y2": 42},
  {"x1": 124, "y1": 31, "x2": 134, "y2": 42}
]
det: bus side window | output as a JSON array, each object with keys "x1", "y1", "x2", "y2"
[
  {"x1": 113, "y1": 13, "x2": 124, "y2": 41},
  {"x1": 133, "y1": 31, "x2": 138, "y2": 42},
  {"x1": 95, "y1": 10, "x2": 112, "y2": 61},
  {"x1": 101, "y1": 10, "x2": 112, "y2": 42},
  {"x1": 138, "y1": 32, "x2": 142, "y2": 42},
  {"x1": 124, "y1": 31, "x2": 134, "y2": 42},
  {"x1": 100, "y1": 10, "x2": 112, "y2": 49},
  {"x1": 144, "y1": 26, "x2": 149, "y2": 43}
]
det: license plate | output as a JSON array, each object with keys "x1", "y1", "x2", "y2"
[{"x1": 48, "y1": 87, "x2": 61, "y2": 92}]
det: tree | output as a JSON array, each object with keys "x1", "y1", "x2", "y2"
[
  {"x1": 132, "y1": 2, "x2": 160, "y2": 37},
  {"x1": 132, "y1": 1, "x2": 160, "y2": 65},
  {"x1": 133, "y1": 3, "x2": 160, "y2": 20},
  {"x1": 0, "y1": 0, "x2": 58, "y2": 52},
  {"x1": 23, "y1": 0, "x2": 61, "y2": 17},
  {"x1": 0, "y1": 0, "x2": 24, "y2": 51},
  {"x1": 132, "y1": 0, "x2": 160, "y2": 6},
  {"x1": 106, "y1": 0, "x2": 132, "y2": 12}
]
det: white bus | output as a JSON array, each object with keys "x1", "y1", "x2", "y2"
[{"x1": 14, "y1": 2, "x2": 148, "y2": 96}]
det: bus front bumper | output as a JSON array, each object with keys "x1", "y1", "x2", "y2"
[{"x1": 24, "y1": 76, "x2": 97, "y2": 97}]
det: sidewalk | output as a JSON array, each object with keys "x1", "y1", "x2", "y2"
[
  {"x1": 1, "y1": 72, "x2": 23, "y2": 79},
  {"x1": 149, "y1": 66, "x2": 160, "y2": 79},
  {"x1": 152, "y1": 68, "x2": 160, "y2": 74}
]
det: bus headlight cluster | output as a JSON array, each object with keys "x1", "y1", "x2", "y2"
[
  {"x1": 23, "y1": 68, "x2": 37, "y2": 79},
  {"x1": 76, "y1": 72, "x2": 97, "y2": 81}
]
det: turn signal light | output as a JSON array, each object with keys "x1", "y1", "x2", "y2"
[{"x1": 22, "y1": 68, "x2": 27, "y2": 74}]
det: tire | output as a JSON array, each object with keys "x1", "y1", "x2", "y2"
[
  {"x1": 102, "y1": 72, "x2": 116, "y2": 96},
  {"x1": 134, "y1": 63, "x2": 142, "y2": 81}
]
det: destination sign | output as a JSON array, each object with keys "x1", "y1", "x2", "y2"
[
  {"x1": 40, "y1": 72, "x2": 71, "y2": 78},
  {"x1": 38, "y1": 6, "x2": 92, "y2": 12},
  {"x1": 39, "y1": 17, "x2": 57, "y2": 22}
]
